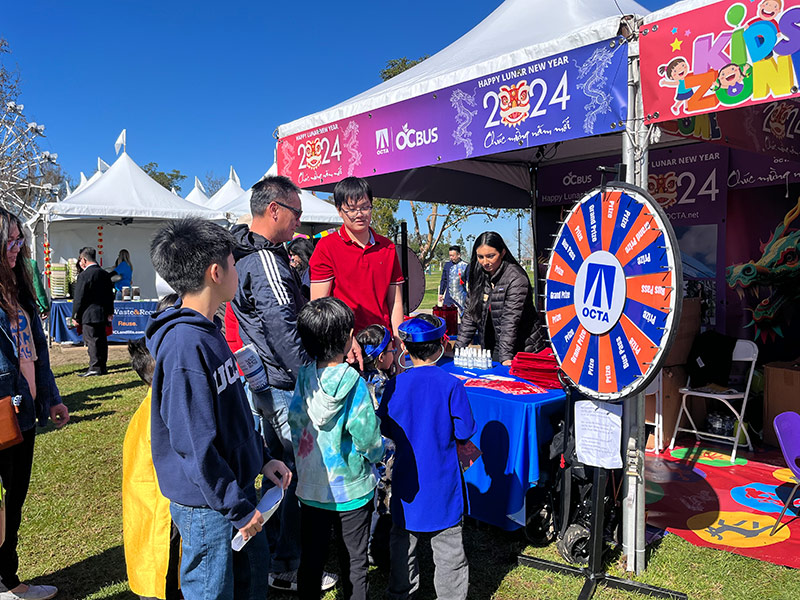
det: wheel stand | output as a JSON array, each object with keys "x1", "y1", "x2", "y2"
[{"x1": 518, "y1": 385, "x2": 686, "y2": 600}]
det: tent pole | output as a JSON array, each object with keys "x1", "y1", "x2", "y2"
[
  {"x1": 529, "y1": 165, "x2": 538, "y2": 303},
  {"x1": 634, "y1": 37, "x2": 650, "y2": 579},
  {"x1": 621, "y1": 32, "x2": 648, "y2": 575}
]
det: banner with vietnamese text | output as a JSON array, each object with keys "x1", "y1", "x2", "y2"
[{"x1": 278, "y1": 38, "x2": 628, "y2": 188}]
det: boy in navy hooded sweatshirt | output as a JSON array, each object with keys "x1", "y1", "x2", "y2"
[{"x1": 147, "y1": 218, "x2": 291, "y2": 600}]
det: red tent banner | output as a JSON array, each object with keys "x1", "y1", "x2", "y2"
[{"x1": 641, "y1": 0, "x2": 800, "y2": 125}]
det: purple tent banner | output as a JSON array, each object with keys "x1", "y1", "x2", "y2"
[
  {"x1": 277, "y1": 37, "x2": 628, "y2": 188},
  {"x1": 537, "y1": 144, "x2": 727, "y2": 226},
  {"x1": 728, "y1": 149, "x2": 800, "y2": 190}
]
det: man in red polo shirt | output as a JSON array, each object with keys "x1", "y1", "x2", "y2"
[{"x1": 309, "y1": 177, "x2": 404, "y2": 337}]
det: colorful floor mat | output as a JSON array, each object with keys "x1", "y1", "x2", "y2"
[{"x1": 645, "y1": 444, "x2": 800, "y2": 569}]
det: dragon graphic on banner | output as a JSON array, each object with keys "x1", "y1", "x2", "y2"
[
  {"x1": 575, "y1": 44, "x2": 622, "y2": 135},
  {"x1": 727, "y1": 197, "x2": 800, "y2": 344},
  {"x1": 450, "y1": 88, "x2": 477, "y2": 157}
]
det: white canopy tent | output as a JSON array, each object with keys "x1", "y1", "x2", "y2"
[
  {"x1": 278, "y1": 0, "x2": 651, "y2": 207},
  {"x1": 208, "y1": 166, "x2": 245, "y2": 209},
  {"x1": 66, "y1": 167, "x2": 103, "y2": 200},
  {"x1": 221, "y1": 163, "x2": 342, "y2": 234},
  {"x1": 31, "y1": 152, "x2": 229, "y2": 299},
  {"x1": 185, "y1": 176, "x2": 211, "y2": 206}
]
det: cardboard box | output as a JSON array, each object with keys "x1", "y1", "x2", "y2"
[
  {"x1": 644, "y1": 365, "x2": 689, "y2": 451},
  {"x1": 664, "y1": 297, "x2": 701, "y2": 367},
  {"x1": 763, "y1": 360, "x2": 800, "y2": 446}
]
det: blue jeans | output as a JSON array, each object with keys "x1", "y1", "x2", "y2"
[
  {"x1": 242, "y1": 378, "x2": 260, "y2": 434},
  {"x1": 251, "y1": 386, "x2": 301, "y2": 573},
  {"x1": 170, "y1": 502, "x2": 269, "y2": 600}
]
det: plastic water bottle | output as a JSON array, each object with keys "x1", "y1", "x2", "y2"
[
  {"x1": 234, "y1": 344, "x2": 269, "y2": 392},
  {"x1": 454, "y1": 348, "x2": 461, "y2": 367}
]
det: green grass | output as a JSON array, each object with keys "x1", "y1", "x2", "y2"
[{"x1": 15, "y1": 358, "x2": 800, "y2": 599}]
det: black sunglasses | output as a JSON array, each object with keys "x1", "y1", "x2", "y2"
[{"x1": 273, "y1": 200, "x2": 302, "y2": 219}]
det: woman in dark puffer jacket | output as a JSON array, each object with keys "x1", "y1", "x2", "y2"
[{"x1": 455, "y1": 232, "x2": 547, "y2": 365}]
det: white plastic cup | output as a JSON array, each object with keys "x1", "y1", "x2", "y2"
[{"x1": 234, "y1": 344, "x2": 269, "y2": 393}]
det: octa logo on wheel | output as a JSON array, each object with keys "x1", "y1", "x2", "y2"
[{"x1": 574, "y1": 250, "x2": 626, "y2": 335}]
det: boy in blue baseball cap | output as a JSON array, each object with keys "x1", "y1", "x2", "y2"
[{"x1": 377, "y1": 314, "x2": 476, "y2": 600}]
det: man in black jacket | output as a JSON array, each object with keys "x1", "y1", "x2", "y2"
[
  {"x1": 72, "y1": 247, "x2": 114, "y2": 376},
  {"x1": 231, "y1": 177, "x2": 336, "y2": 593}
]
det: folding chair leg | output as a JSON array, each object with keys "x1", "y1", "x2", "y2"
[
  {"x1": 770, "y1": 481, "x2": 800, "y2": 536},
  {"x1": 669, "y1": 396, "x2": 690, "y2": 450}
]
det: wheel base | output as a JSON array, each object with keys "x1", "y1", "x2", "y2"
[{"x1": 517, "y1": 554, "x2": 687, "y2": 600}]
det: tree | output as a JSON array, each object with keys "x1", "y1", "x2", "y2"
[
  {"x1": 375, "y1": 56, "x2": 521, "y2": 269},
  {"x1": 143, "y1": 162, "x2": 187, "y2": 193},
  {"x1": 0, "y1": 39, "x2": 20, "y2": 105},
  {"x1": 204, "y1": 171, "x2": 224, "y2": 196},
  {"x1": 380, "y1": 56, "x2": 429, "y2": 82},
  {"x1": 371, "y1": 198, "x2": 399, "y2": 237}
]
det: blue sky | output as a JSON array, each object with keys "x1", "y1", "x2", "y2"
[{"x1": 3, "y1": 0, "x2": 675, "y2": 250}]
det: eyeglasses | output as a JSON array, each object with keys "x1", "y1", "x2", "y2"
[
  {"x1": 273, "y1": 200, "x2": 302, "y2": 220},
  {"x1": 340, "y1": 204, "x2": 373, "y2": 217},
  {"x1": 6, "y1": 239, "x2": 24, "y2": 252}
]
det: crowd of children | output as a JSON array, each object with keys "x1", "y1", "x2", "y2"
[{"x1": 124, "y1": 216, "x2": 477, "y2": 600}]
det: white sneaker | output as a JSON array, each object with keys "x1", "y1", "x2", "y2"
[
  {"x1": 268, "y1": 570, "x2": 338, "y2": 593},
  {"x1": 0, "y1": 585, "x2": 58, "y2": 600},
  {"x1": 321, "y1": 572, "x2": 338, "y2": 592},
  {"x1": 268, "y1": 571, "x2": 298, "y2": 593}
]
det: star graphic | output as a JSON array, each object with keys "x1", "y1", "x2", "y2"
[
  {"x1": 670, "y1": 38, "x2": 683, "y2": 52},
  {"x1": 672, "y1": 27, "x2": 678, "y2": 34},
  {"x1": 685, "y1": 29, "x2": 691, "y2": 37}
]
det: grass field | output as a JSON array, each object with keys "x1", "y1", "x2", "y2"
[{"x1": 14, "y1": 356, "x2": 800, "y2": 599}]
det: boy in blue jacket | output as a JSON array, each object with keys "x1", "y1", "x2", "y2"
[
  {"x1": 378, "y1": 315, "x2": 476, "y2": 600},
  {"x1": 147, "y1": 218, "x2": 291, "y2": 600}
]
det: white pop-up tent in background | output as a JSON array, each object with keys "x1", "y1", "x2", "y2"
[
  {"x1": 185, "y1": 176, "x2": 211, "y2": 206},
  {"x1": 30, "y1": 149, "x2": 229, "y2": 299},
  {"x1": 208, "y1": 166, "x2": 245, "y2": 210}
]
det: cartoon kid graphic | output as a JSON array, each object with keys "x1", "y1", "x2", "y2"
[
  {"x1": 715, "y1": 63, "x2": 748, "y2": 97},
  {"x1": 749, "y1": 0, "x2": 782, "y2": 28},
  {"x1": 658, "y1": 57, "x2": 692, "y2": 116}
]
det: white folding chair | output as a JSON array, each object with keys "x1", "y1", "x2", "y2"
[
  {"x1": 669, "y1": 339, "x2": 758, "y2": 463},
  {"x1": 645, "y1": 370, "x2": 664, "y2": 454}
]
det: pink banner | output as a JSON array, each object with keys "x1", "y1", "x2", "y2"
[{"x1": 641, "y1": 0, "x2": 800, "y2": 124}]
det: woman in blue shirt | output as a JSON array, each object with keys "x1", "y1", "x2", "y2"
[{"x1": 112, "y1": 249, "x2": 133, "y2": 297}]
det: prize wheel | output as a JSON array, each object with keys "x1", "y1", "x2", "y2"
[
  {"x1": 544, "y1": 183, "x2": 682, "y2": 401},
  {"x1": 396, "y1": 246, "x2": 425, "y2": 312}
]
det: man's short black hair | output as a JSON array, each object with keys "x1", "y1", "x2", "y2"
[
  {"x1": 297, "y1": 297, "x2": 354, "y2": 363},
  {"x1": 79, "y1": 247, "x2": 97, "y2": 262},
  {"x1": 449, "y1": 245, "x2": 461, "y2": 253},
  {"x1": 250, "y1": 176, "x2": 301, "y2": 217},
  {"x1": 150, "y1": 218, "x2": 235, "y2": 297},
  {"x1": 333, "y1": 177, "x2": 373, "y2": 210},
  {"x1": 127, "y1": 337, "x2": 154, "y2": 386},
  {"x1": 404, "y1": 314, "x2": 444, "y2": 361}
]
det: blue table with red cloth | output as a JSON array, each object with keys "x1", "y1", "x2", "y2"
[
  {"x1": 439, "y1": 359, "x2": 566, "y2": 530},
  {"x1": 49, "y1": 299, "x2": 158, "y2": 343}
]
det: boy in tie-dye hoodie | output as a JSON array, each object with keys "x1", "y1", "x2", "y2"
[{"x1": 289, "y1": 297, "x2": 384, "y2": 600}]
